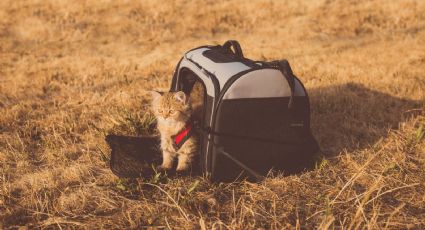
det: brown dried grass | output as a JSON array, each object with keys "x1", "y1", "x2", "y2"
[{"x1": 1, "y1": 0, "x2": 424, "y2": 229}]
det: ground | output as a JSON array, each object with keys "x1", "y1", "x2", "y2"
[{"x1": 0, "y1": 0, "x2": 424, "y2": 229}]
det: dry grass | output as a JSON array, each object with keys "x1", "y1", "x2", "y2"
[{"x1": 1, "y1": 0, "x2": 424, "y2": 229}]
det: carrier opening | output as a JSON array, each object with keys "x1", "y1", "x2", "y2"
[
  {"x1": 177, "y1": 68, "x2": 208, "y2": 127},
  {"x1": 176, "y1": 68, "x2": 212, "y2": 171}
]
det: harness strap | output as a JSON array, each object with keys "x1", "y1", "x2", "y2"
[{"x1": 172, "y1": 121, "x2": 194, "y2": 150}]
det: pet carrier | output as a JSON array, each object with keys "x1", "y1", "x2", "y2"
[{"x1": 107, "y1": 40, "x2": 320, "y2": 182}]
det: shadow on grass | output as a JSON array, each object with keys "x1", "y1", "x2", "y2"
[{"x1": 309, "y1": 83, "x2": 423, "y2": 155}]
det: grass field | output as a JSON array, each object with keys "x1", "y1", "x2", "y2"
[{"x1": 1, "y1": 0, "x2": 425, "y2": 229}]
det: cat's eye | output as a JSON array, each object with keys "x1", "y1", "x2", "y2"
[
  {"x1": 170, "y1": 110, "x2": 176, "y2": 115},
  {"x1": 157, "y1": 109, "x2": 163, "y2": 114}
]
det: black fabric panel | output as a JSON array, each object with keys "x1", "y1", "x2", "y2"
[
  {"x1": 202, "y1": 49, "x2": 259, "y2": 68},
  {"x1": 211, "y1": 134, "x2": 318, "y2": 182},
  {"x1": 215, "y1": 97, "x2": 311, "y2": 142},
  {"x1": 210, "y1": 97, "x2": 319, "y2": 182},
  {"x1": 203, "y1": 49, "x2": 240, "y2": 63}
]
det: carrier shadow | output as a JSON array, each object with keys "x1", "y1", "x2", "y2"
[{"x1": 308, "y1": 83, "x2": 423, "y2": 156}]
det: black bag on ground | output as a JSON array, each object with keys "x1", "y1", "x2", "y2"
[{"x1": 107, "y1": 40, "x2": 320, "y2": 182}]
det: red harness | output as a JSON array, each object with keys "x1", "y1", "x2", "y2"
[{"x1": 172, "y1": 121, "x2": 194, "y2": 150}]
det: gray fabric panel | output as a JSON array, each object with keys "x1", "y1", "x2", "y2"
[
  {"x1": 222, "y1": 69, "x2": 306, "y2": 100},
  {"x1": 186, "y1": 48, "x2": 251, "y2": 90},
  {"x1": 178, "y1": 59, "x2": 216, "y2": 97}
]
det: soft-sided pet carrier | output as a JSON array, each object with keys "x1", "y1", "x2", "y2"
[
  {"x1": 169, "y1": 40, "x2": 320, "y2": 182},
  {"x1": 106, "y1": 40, "x2": 319, "y2": 182}
]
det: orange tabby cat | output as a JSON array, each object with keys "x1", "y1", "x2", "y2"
[{"x1": 150, "y1": 91, "x2": 198, "y2": 171}]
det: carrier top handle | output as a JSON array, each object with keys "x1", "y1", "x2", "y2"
[{"x1": 222, "y1": 40, "x2": 244, "y2": 58}]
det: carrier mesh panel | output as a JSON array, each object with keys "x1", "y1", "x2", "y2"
[{"x1": 106, "y1": 135, "x2": 161, "y2": 178}]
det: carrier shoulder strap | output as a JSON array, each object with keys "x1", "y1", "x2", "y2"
[
  {"x1": 278, "y1": 60, "x2": 295, "y2": 109},
  {"x1": 267, "y1": 60, "x2": 296, "y2": 109},
  {"x1": 216, "y1": 147, "x2": 265, "y2": 181}
]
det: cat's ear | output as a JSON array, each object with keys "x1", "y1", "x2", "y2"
[
  {"x1": 173, "y1": 91, "x2": 187, "y2": 104},
  {"x1": 149, "y1": 90, "x2": 162, "y2": 101}
]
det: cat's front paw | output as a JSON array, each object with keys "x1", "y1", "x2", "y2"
[
  {"x1": 157, "y1": 164, "x2": 172, "y2": 172},
  {"x1": 176, "y1": 154, "x2": 192, "y2": 172},
  {"x1": 176, "y1": 163, "x2": 189, "y2": 172},
  {"x1": 176, "y1": 166, "x2": 191, "y2": 176}
]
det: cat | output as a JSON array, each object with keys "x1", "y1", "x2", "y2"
[{"x1": 150, "y1": 90, "x2": 199, "y2": 172}]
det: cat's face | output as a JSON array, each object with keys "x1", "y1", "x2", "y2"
[{"x1": 150, "y1": 91, "x2": 191, "y2": 124}]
